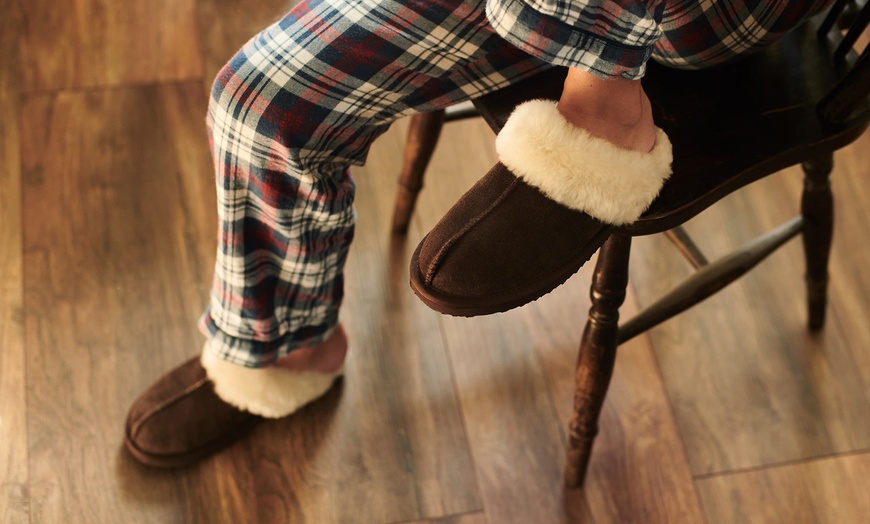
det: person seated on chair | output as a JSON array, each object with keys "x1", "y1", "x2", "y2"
[{"x1": 124, "y1": 0, "x2": 834, "y2": 467}]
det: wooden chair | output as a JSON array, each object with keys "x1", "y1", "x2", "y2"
[{"x1": 392, "y1": 3, "x2": 870, "y2": 488}]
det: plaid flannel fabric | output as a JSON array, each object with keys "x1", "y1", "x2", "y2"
[
  {"x1": 201, "y1": 0, "x2": 833, "y2": 367},
  {"x1": 653, "y1": 0, "x2": 835, "y2": 69},
  {"x1": 487, "y1": 0, "x2": 664, "y2": 79},
  {"x1": 200, "y1": 0, "x2": 548, "y2": 367},
  {"x1": 487, "y1": 0, "x2": 833, "y2": 79}
]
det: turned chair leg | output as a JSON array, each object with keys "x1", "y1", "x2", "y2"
[
  {"x1": 391, "y1": 110, "x2": 446, "y2": 235},
  {"x1": 565, "y1": 234, "x2": 631, "y2": 488},
  {"x1": 801, "y1": 153, "x2": 834, "y2": 331}
]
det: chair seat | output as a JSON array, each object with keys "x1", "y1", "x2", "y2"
[{"x1": 473, "y1": 21, "x2": 869, "y2": 235}]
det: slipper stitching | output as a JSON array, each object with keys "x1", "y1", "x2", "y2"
[{"x1": 424, "y1": 175, "x2": 521, "y2": 285}]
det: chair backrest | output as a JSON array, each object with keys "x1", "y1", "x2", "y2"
[{"x1": 817, "y1": 0, "x2": 870, "y2": 123}]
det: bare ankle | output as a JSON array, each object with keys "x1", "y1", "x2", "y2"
[{"x1": 557, "y1": 68, "x2": 656, "y2": 153}]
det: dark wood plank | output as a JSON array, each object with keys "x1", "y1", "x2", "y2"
[
  {"x1": 697, "y1": 453, "x2": 870, "y2": 523},
  {"x1": 211, "y1": 115, "x2": 482, "y2": 524},
  {"x1": 584, "y1": 333, "x2": 707, "y2": 523},
  {"x1": 13, "y1": 0, "x2": 870, "y2": 519},
  {"x1": 18, "y1": 0, "x2": 202, "y2": 92},
  {"x1": 437, "y1": 307, "x2": 597, "y2": 524},
  {"x1": 179, "y1": 112, "x2": 479, "y2": 524},
  {"x1": 0, "y1": 1, "x2": 28, "y2": 522},
  {"x1": 341, "y1": 123, "x2": 482, "y2": 521},
  {"x1": 21, "y1": 82, "x2": 217, "y2": 523},
  {"x1": 406, "y1": 119, "x2": 590, "y2": 523},
  {"x1": 149, "y1": 116, "x2": 480, "y2": 524},
  {"x1": 628, "y1": 132, "x2": 870, "y2": 476},
  {"x1": 515, "y1": 259, "x2": 706, "y2": 522},
  {"x1": 409, "y1": 118, "x2": 705, "y2": 523},
  {"x1": 19, "y1": 79, "x2": 480, "y2": 523}
]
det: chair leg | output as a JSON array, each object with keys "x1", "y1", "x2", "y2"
[
  {"x1": 391, "y1": 110, "x2": 445, "y2": 235},
  {"x1": 565, "y1": 234, "x2": 631, "y2": 488},
  {"x1": 800, "y1": 153, "x2": 834, "y2": 331}
]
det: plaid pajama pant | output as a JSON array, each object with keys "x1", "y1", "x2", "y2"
[{"x1": 200, "y1": 0, "x2": 832, "y2": 367}]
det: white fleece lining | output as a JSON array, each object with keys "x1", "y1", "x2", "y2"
[
  {"x1": 201, "y1": 344, "x2": 342, "y2": 419},
  {"x1": 495, "y1": 99, "x2": 673, "y2": 225}
]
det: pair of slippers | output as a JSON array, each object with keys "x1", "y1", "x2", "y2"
[
  {"x1": 124, "y1": 100, "x2": 672, "y2": 470},
  {"x1": 410, "y1": 99, "x2": 673, "y2": 316}
]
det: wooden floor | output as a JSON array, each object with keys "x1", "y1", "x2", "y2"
[{"x1": 2, "y1": 1, "x2": 869, "y2": 523}]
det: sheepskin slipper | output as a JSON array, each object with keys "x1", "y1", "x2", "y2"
[
  {"x1": 124, "y1": 352, "x2": 342, "y2": 468},
  {"x1": 124, "y1": 356, "x2": 261, "y2": 468},
  {"x1": 200, "y1": 348, "x2": 343, "y2": 419},
  {"x1": 410, "y1": 99, "x2": 672, "y2": 316}
]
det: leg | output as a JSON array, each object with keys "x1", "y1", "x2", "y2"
[
  {"x1": 801, "y1": 153, "x2": 834, "y2": 330},
  {"x1": 200, "y1": 0, "x2": 547, "y2": 369},
  {"x1": 126, "y1": 0, "x2": 551, "y2": 468},
  {"x1": 409, "y1": 0, "x2": 666, "y2": 315},
  {"x1": 392, "y1": 110, "x2": 445, "y2": 235},
  {"x1": 412, "y1": 0, "x2": 839, "y2": 316},
  {"x1": 565, "y1": 233, "x2": 631, "y2": 488}
]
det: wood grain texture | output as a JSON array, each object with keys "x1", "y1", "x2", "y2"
[
  {"x1": 409, "y1": 120, "x2": 591, "y2": 524},
  {"x1": 213, "y1": 116, "x2": 482, "y2": 524},
  {"x1": 9, "y1": 0, "x2": 870, "y2": 520},
  {"x1": 17, "y1": 81, "x2": 479, "y2": 523},
  {"x1": 18, "y1": 0, "x2": 202, "y2": 92},
  {"x1": 584, "y1": 338, "x2": 708, "y2": 524},
  {"x1": 410, "y1": 119, "x2": 705, "y2": 523},
  {"x1": 628, "y1": 132, "x2": 870, "y2": 476},
  {"x1": 697, "y1": 453, "x2": 870, "y2": 523},
  {"x1": 0, "y1": 0, "x2": 28, "y2": 522},
  {"x1": 516, "y1": 253, "x2": 706, "y2": 523},
  {"x1": 20, "y1": 83, "x2": 218, "y2": 523}
]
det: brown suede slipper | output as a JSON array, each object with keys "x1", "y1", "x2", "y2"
[
  {"x1": 411, "y1": 100, "x2": 673, "y2": 317},
  {"x1": 124, "y1": 356, "x2": 262, "y2": 468},
  {"x1": 125, "y1": 347, "x2": 345, "y2": 468}
]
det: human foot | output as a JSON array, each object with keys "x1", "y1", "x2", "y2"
[
  {"x1": 410, "y1": 70, "x2": 672, "y2": 316},
  {"x1": 556, "y1": 67, "x2": 657, "y2": 153},
  {"x1": 124, "y1": 328, "x2": 347, "y2": 468}
]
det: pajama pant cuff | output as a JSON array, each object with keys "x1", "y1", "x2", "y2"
[
  {"x1": 485, "y1": 0, "x2": 654, "y2": 80},
  {"x1": 198, "y1": 307, "x2": 339, "y2": 368}
]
